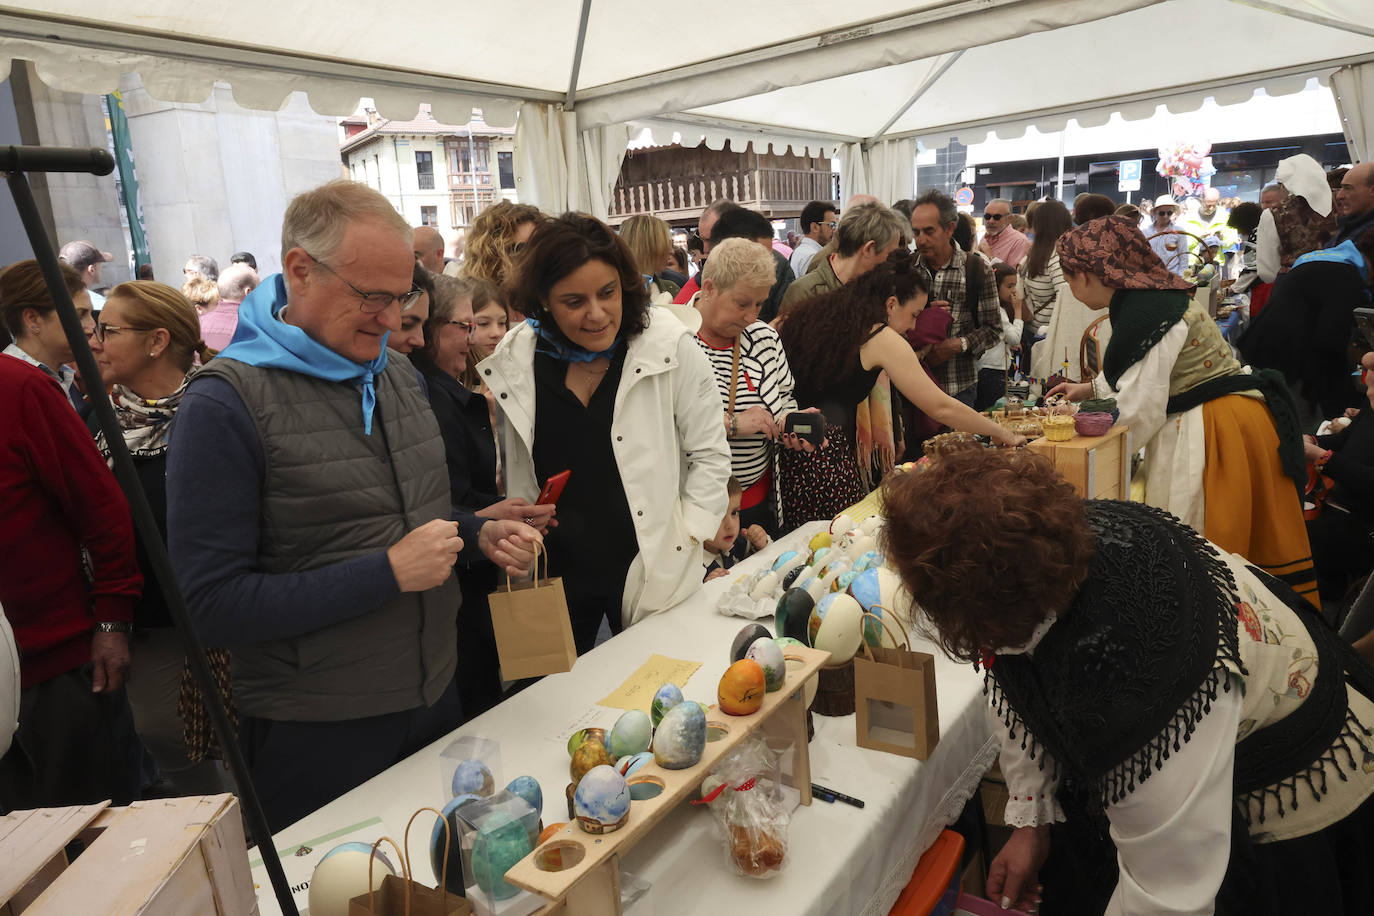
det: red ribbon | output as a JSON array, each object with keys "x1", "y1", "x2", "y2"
[{"x1": 691, "y1": 777, "x2": 758, "y2": 806}]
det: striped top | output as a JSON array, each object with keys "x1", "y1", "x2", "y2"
[
  {"x1": 694, "y1": 321, "x2": 798, "y2": 487},
  {"x1": 1020, "y1": 251, "x2": 1065, "y2": 329}
]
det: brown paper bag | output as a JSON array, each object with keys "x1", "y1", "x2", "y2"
[
  {"x1": 349, "y1": 813, "x2": 472, "y2": 916},
  {"x1": 853, "y1": 611, "x2": 940, "y2": 760},
  {"x1": 487, "y1": 543, "x2": 577, "y2": 680}
]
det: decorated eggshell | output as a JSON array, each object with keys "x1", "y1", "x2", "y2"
[
  {"x1": 808, "y1": 531, "x2": 832, "y2": 552},
  {"x1": 451, "y1": 758, "x2": 495, "y2": 798},
  {"x1": 537, "y1": 822, "x2": 567, "y2": 845},
  {"x1": 851, "y1": 535, "x2": 878, "y2": 558},
  {"x1": 860, "y1": 515, "x2": 884, "y2": 536},
  {"x1": 748, "y1": 571, "x2": 780, "y2": 601},
  {"x1": 429, "y1": 794, "x2": 479, "y2": 894},
  {"x1": 809, "y1": 547, "x2": 830, "y2": 567},
  {"x1": 775, "y1": 588, "x2": 815, "y2": 645},
  {"x1": 746, "y1": 636, "x2": 786, "y2": 692},
  {"x1": 615, "y1": 750, "x2": 654, "y2": 778},
  {"x1": 852, "y1": 550, "x2": 880, "y2": 573},
  {"x1": 718, "y1": 659, "x2": 767, "y2": 715},
  {"x1": 833, "y1": 529, "x2": 861, "y2": 554},
  {"x1": 472, "y1": 810, "x2": 533, "y2": 898},
  {"x1": 782, "y1": 653, "x2": 820, "y2": 708},
  {"x1": 570, "y1": 739, "x2": 612, "y2": 786},
  {"x1": 774, "y1": 636, "x2": 805, "y2": 650},
  {"x1": 654, "y1": 700, "x2": 706, "y2": 768},
  {"x1": 810, "y1": 593, "x2": 864, "y2": 663},
  {"x1": 573, "y1": 765, "x2": 631, "y2": 834},
  {"x1": 771, "y1": 550, "x2": 800, "y2": 572},
  {"x1": 781, "y1": 563, "x2": 809, "y2": 590},
  {"x1": 849, "y1": 567, "x2": 882, "y2": 611},
  {"x1": 861, "y1": 603, "x2": 900, "y2": 648},
  {"x1": 730, "y1": 623, "x2": 774, "y2": 662},
  {"x1": 834, "y1": 570, "x2": 859, "y2": 593},
  {"x1": 650, "y1": 683, "x2": 684, "y2": 728},
  {"x1": 818, "y1": 565, "x2": 849, "y2": 594},
  {"x1": 876, "y1": 566, "x2": 916, "y2": 621},
  {"x1": 567, "y1": 727, "x2": 607, "y2": 756},
  {"x1": 829, "y1": 514, "x2": 856, "y2": 536},
  {"x1": 505, "y1": 776, "x2": 543, "y2": 820},
  {"x1": 609, "y1": 710, "x2": 653, "y2": 758},
  {"x1": 310, "y1": 842, "x2": 398, "y2": 916},
  {"x1": 804, "y1": 573, "x2": 829, "y2": 602}
]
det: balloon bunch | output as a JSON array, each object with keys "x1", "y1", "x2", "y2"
[{"x1": 1156, "y1": 141, "x2": 1216, "y2": 198}]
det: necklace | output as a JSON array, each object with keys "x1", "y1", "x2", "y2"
[{"x1": 571, "y1": 360, "x2": 610, "y2": 376}]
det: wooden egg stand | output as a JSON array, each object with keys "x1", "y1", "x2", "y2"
[{"x1": 504, "y1": 645, "x2": 832, "y2": 914}]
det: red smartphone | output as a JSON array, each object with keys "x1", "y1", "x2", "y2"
[{"x1": 537, "y1": 470, "x2": 571, "y2": 506}]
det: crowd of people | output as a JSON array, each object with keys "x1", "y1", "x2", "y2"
[{"x1": 1, "y1": 158, "x2": 1373, "y2": 911}]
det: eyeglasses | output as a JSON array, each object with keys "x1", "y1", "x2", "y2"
[
  {"x1": 93, "y1": 322, "x2": 154, "y2": 343},
  {"x1": 984, "y1": 213, "x2": 1006, "y2": 221},
  {"x1": 305, "y1": 252, "x2": 423, "y2": 313},
  {"x1": 825, "y1": 221, "x2": 837, "y2": 228},
  {"x1": 447, "y1": 320, "x2": 474, "y2": 334}
]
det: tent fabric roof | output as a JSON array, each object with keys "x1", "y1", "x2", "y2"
[{"x1": 1, "y1": 1, "x2": 1370, "y2": 150}]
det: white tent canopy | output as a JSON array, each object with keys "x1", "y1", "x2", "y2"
[{"x1": 2, "y1": 1, "x2": 1370, "y2": 216}]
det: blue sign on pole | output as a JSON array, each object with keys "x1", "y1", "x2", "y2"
[{"x1": 1120, "y1": 159, "x2": 1142, "y2": 182}]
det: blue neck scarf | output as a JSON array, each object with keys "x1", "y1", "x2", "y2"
[
  {"x1": 217, "y1": 274, "x2": 390, "y2": 434},
  {"x1": 526, "y1": 317, "x2": 622, "y2": 363},
  {"x1": 1293, "y1": 240, "x2": 1371, "y2": 285}
]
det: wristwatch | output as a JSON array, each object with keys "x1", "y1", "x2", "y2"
[
  {"x1": 959, "y1": 337, "x2": 969, "y2": 353},
  {"x1": 94, "y1": 621, "x2": 133, "y2": 634}
]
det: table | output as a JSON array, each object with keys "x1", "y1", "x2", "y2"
[{"x1": 255, "y1": 522, "x2": 997, "y2": 916}]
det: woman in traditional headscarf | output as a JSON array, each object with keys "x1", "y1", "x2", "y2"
[
  {"x1": 1257, "y1": 153, "x2": 1337, "y2": 284},
  {"x1": 1050, "y1": 215, "x2": 1319, "y2": 607}
]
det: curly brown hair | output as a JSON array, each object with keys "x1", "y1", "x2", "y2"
[
  {"x1": 879, "y1": 448, "x2": 1095, "y2": 662},
  {"x1": 777, "y1": 249, "x2": 928, "y2": 394},
  {"x1": 460, "y1": 201, "x2": 549, "y2": 287}
]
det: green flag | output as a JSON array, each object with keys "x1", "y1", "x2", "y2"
[{"x1": 106, "y1": 91, "x2": 150, "y2": 268}]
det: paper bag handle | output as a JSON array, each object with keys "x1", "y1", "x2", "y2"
[
  {"x1": 501, "y1": 539, "x2": 548, "y2": 592},
  {"x1": 406, "y1": 806, "x2": 452, "y2": 897},
  {"x1": 367, "y1": 835, "x2": 410, "y2": 916},
  {"x1": 858, "y1": 607, "x2": 910, "y2": 660}
]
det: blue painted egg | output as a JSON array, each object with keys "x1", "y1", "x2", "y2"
[
  {"x1": 650, "y1": 683, "x2": 683, "y2": 728},
  {"x1": 809, "y1": 547, "x2": 830, "y2": 567},
  {"x1": 849, "y1": 567, "x2": 882, "y2": 611},
  {"x1": 608, "y1": 710, "x2": 653, "y2": 758},
  {"x1": 771, "y1": 550, "x2": 800, "y2": 572},
  {"x1": 654, "y1": 700, "x2": 706, "y2": 769},
  {"x1": 615, "y1": 750, "x2": 654, "y2": 778},
  {"x1": 310, "y1": 842, "x2": 398, "y2": 916},
  {"x1": 834, "y1": 570, "x2": 859, "y2": 593},
  {"x1": 504, "y1": 776, "x2": 543, "y2": 820},
  {"x1": 451, "y1": 758, "x2": 494, "y2": 798},
  {"x1": 573, "y1": 765, "x2": 632, "y2": 834},
  {"x1": 472, "y1": 811, "x2": 532, "y2": 899},
  {"x1": 429, "y1": 795, "x2": 479, "y2": 895}
]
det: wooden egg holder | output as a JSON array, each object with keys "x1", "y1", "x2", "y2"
[{"x1": 504, "y1": 645, "x2": 831, "y2": 914}]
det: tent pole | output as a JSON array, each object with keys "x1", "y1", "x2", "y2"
[
  {"x1": 864, "y1": 51, "x2": 964, "y2": 150},
  {"x1": 1224, "y1": 0, "x2": 1374, "y2": 39},
  {"x1": 565, "y1": 0, "x2": 594, "y2": 109},
  {"x1": 1055, "y1": 128, "x2": 1066, "y2": 201}
]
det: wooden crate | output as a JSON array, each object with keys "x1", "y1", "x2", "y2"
[
  {"x1": 1027, "y1": 424, "x2": 1130, "y2": 500},
  {"x1": 0, "y1": 794, "x2": 256, "y2": 916}
]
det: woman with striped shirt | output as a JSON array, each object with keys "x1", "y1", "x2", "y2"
[{"x1": 689, "y1": 239, "x2": 815, "y2": 539}]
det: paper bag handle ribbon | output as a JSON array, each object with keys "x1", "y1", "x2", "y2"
[{"x1": 500, "y1": 539, "x2": 549, "y2": 592}]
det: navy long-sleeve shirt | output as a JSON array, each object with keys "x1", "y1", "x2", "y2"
[{"x1": 166, "y1": 375, "x2": 485, "y2": 648}]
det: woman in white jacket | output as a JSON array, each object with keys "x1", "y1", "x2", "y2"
[{"x1": 479, "y1": 213, "x2": 731, "y2": 651}]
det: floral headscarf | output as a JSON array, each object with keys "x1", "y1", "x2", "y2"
[{"x1": 1057, "y1": 215, "x2": 1194, "y2": 292}]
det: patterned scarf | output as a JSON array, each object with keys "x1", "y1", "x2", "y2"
[
  {"x1": 854, "y1": 372, "x2": 896, "y2": 491},
  {"x1": 95, "y1": 372, "x2": 195, "y2": 466}
]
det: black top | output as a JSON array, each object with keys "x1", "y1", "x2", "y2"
[
  {"x1": 413, "y1": 356, "x2": 500, "y2": 512},
  {"x1": 759, "y1": 250, "x2": 796, "y2": 325},
  {"x1": 794, "y1": 355, "x2": 882, "y2": 435},
  {"x1": 1318, "y1": 408, "x2": 1374, "y2": 526},
  {"x1": 532, "y1": 347, "x2": 639, "y2": 603}
]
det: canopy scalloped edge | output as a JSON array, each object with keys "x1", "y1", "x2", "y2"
[{"x1": 628, "y1": 118, "x2": 841, "y2": 161}]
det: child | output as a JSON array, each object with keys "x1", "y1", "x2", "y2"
[
  {"x1": 974, "y1": 263, "x2": 1027, "y2": 411},
  {"x1": 704, "y1": 477, "x2": 770, "y2": 581}
]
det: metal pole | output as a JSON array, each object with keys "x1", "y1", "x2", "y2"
[
  {"x1": 1055, "y1": 128, "x2": 1067, "y2": 202},
  {"x1": 3, "y1": 159, "x2": 298, "y2": 916}
]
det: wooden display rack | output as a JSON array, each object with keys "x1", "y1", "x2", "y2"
[
  {"x1": 0, "y1": 794, "x2": 255, "y2": 915},
  {"x1": 504, "y1": 645, "x2": 831, "y2": 914}
]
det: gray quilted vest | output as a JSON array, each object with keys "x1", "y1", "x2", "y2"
[{"x1": 196, "y1": 353, "x2": 457, "y2": 721}]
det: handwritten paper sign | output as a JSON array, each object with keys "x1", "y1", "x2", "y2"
[{"x1": 597, "y1": 654, "x2": 702, "y2": 712}]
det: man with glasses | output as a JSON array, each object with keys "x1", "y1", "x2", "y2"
[
  {"x1": 1146, "y1": 195, "x2": 1189, "y2": 277},
  {"x1": 166, "y1": 180, "x2": 541, "y2": 832},
  {"x1": 789, "y1": 200, "x2": 838, "y2": 277},
  {"x1": 671, "y1": 199, "x2": 740, "y2": 305},
  {"x1": 976, "y1": 198, "x2": 1030, "y2": 267}
]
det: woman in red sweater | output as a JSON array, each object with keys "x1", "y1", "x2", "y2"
[{"x1": 0, "y1": 346, "x2": 143, "y2": 811}]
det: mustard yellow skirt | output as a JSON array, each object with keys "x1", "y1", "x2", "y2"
[{"x1": 1202, "y1": 394, "x2": 1320, "y2": 608}]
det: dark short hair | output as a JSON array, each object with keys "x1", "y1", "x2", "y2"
[
  {"x1": 1072, "y1": 194, "x2": 1117, "y2": 225},
  {"x1": 913, "y1": 190, "x2": 957, "y2": 228},
  {"x1": 713, "y1": 208, "x2": 774, "y2": 245},
  {"x1": 799, "y1": 201, "x2": 836, "y2": 235},
  {"x1": 413, "y1": 261, "x2": 436, "y2": 308},
  {"x1": 1227, "y1": 202, "x2": 1262, "y2": 235},
  {"x1": 0, "y1": 259, "x2": 85, "y2": 337},
  {"x1": 230, "y1": 251, "x2": 257, "y2": 270},
  {"x1": 880, "y1": 447, "x2": 1095, "y2": 662},
  {"x1": 993, "y1": 262, "x2": 1017, "y2": 287},
  {"x1": 891, "y1": 199, "x2": 916, "y2": 220},
  {"x1": 507, "y1": 212, "x2": 651, "y2": 346},
  {"x1": 136, "y1": 263, "x2": 155, "y2": 281},
  {"x1": 953, "y1": 213, "x2": 976, "y2": 253}
]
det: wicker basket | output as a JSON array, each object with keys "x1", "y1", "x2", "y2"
[
  {"x1": 1074, "y1": 412, "x2": 1114, "y2": 437},
  {"x1": 1042, "y1": 416, "x2": 1076, "y2": 441}
]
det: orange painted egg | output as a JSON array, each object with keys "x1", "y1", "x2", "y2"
[
  {"x1": 718, "y1": 659, "x2": 767, "y2": 716},
  {"x1": 537, "y1": 822, "x2": 567, "y2": 845}
]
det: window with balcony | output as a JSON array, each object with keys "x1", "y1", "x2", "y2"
[
  {"x1": 416, "y1": 150, "x2": 434, "y2": 190},
  {"x1": 420, "y1": 205, "x2": 438, "y2": 227}
]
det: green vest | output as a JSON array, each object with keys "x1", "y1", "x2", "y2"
[{"x1": 1168, "y1": 306, "x2": 1244, "y2": 399}]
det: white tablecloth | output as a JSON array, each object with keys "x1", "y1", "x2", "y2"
[{"x1": 257, "y1": 522, "x2": 997, "y2": 916}]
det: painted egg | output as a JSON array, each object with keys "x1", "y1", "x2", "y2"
[
  {"x1": 860, "y1": 515, "x2": 883, "y2": 536},
  {"x1": 570, "y1": 739, "x2": 612, "y2": 786},
  {"x1": 829, "y1": 514, "x2": 856, "y2": 536},
  {"x1": 852, "y1": 550, "x2": 880, "y2": 573},
  {"x1": 650, "y1": 683, "x2": 684, "y2": 728},
  {"x1": 608, "y1": 710, "x2": 653, "y2": 758},
  {"x1": 309, "y1": 842, "x2": 397, "y2": 916},
  {"x1": 849, "y1": 567, "x2": 882, "y2": 611},
  {"x1": 771, "y1": 550, "x2": 800, "y2": 572},
  {"x1": 876, "y1": 566, "x2": 915, "y2": 621},
  {"x1": 654, "y1": 700, "x2": 706, "y2": 768},
  {"x1": 615, "y1": 750, "x2": 654, "y2": 778},
  {"x1": 781, "y1": 563, "x2": 809, "y2": 590},
  {"x1": 566, "y1": 727, "x2": 607, "y2": 757},
  {"x1": 730, "y1": 623, "x2": 774, "y2": 662},
  {"x1": 748, "y1": 571, "x2": 780, "y2": 601},
  {"x1": 429, "y1": 795, "x2": 479, "y2": 895},
  {"x1": 573, "y1": 765, "x2": 631, "y2": 834},
  {"x1": 505, "y1": 776, "x2": 543, "y2": 820},
  {"x1": 851, "y1": 535, "x2": 878, "y2": 558},
  {"x1": 808, "y1": 531, "x2": 832, "y2": 552},
  {"x1": 537, "y1": 822, "x2": 567, "y2": 846},
  {"x1": 809, "y1": 547, "x2": 830, "y2": 567},
  {"x1": 791, "y1": 563, "x2": 817, "y2": 586},
  {"x1": 746, "y1": 636, "x2": 786, "y2": 692},
  {"x1": 818, "y1": 565, "x2": 849, "y2": 594},
  {"x1": 774, "y1": 636, "x2": 805, "y2": 650},
  {"x1": 834, "y1": 570, "x2": 859, "y2": 593},
  {"x1": 861, "y1": 603, "x2": 900, "y2": 648},
  {"x1": 804, "y1": 573, "x2": 829, "y2": 602},
  {"x1": 833, "y1": 529, "x2": 861, "y2": 553},
  {"x1": 718, "y1": 659, "x2": 767, "y2": 715},
  {"x1": 782, "y1": 653, "x2": 820, "y2": 708},
  {"x1": 472, "y1": 810, "x2": 533, "y2": 899},
  {"x1": 775, "y1": 588, "x2": 815, "y2": 645},
  {"x1": 810, "y1": 593, "x2": 864, "y2": 663},
  {"x1": 451, "y1": 758, "x2": 495, "y2": 798}
]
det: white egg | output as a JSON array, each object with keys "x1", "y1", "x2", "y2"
[
  {"x1": 813, "y1": 593, "x2": 865, "y2": 664},
  {"x1": 875, "y1": 566, "x2": 916, "y2": 628},
  {"x1": 851, "y1": 535, "x2": 878, "y2": 558},
  {"x1": 829, "y1": 514, "x2": 856, "y2": 536},
  {"x1": 804, "y1": 574, "x2": 829, "y2": 602},
  {"x1": 749, "y1": 571, "x2": 780, "y2": 600},
  {"x1": 859, "y1": 515, "x2": 883, "y2": 536},
  {"x1": 774, "y1": 554, "x2": 807, "y2": 580}
]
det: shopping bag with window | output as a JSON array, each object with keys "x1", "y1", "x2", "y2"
[{"x1": 853, "y1": 610, "x2": 940, "y2": 760}]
